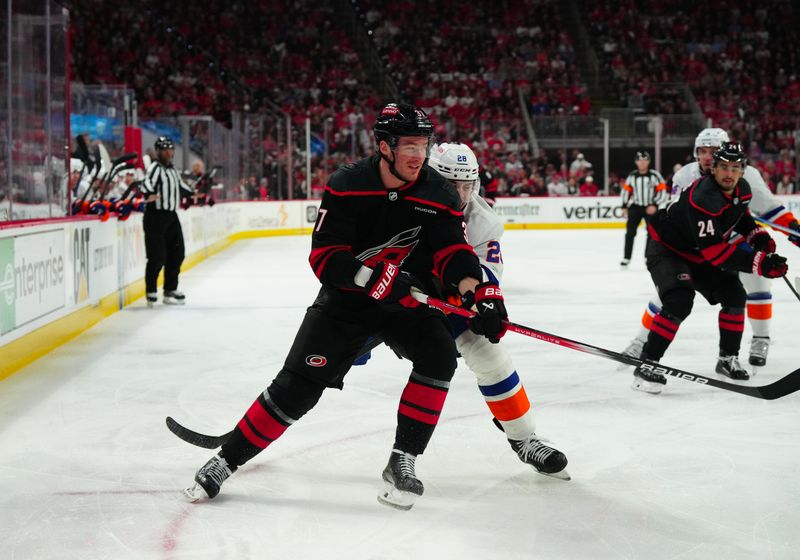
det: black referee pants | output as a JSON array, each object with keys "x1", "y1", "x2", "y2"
[
  {"x1": 143, "y1": 209, "x2": 185, "y2": 293},
  {"x1": 623, "y1": 205, "x2": 649, "y2": 260}
]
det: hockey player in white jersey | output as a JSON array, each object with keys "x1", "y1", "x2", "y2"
[
  {"x1": 426, "y1": 142, "x2": 569, "y2": 479},
  {"x1": 623, "y1": 128, "x2": 800, "y2": 386}
]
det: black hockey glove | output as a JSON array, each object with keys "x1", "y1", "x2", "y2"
[
  {"x1": 753, "y1": 251, "x2": 788, "y2": 279},
  {"x1": 788, "y1": 220, "x2": 800, "y2": 248},
  {"x1": 746, "y1": 228, "x2": 776, "y2": 253},
  {"x1": 365, "y1": 261, "x2": 422, "y2": 310},
  {"x1": 464, "y1": 282, "x2": 508, "y2": 343}
]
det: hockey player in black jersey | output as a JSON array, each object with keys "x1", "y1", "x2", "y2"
[
  {"x1": 632, "y1": 142, "x2": 789, "y2": 393},
  {"x1": 184, "y1": 103, "x2": 508, "y2": 510}
]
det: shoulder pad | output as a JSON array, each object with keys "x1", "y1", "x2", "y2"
[
  {"x1": 408, "y1": 167, "x2": 461, "y2": 211},
  {"x1": 672, "y1": 163, "x2": 701, "y2": 191},
  {"x1": 326, "y1": 156, "x2": 383, "y2": 193}
]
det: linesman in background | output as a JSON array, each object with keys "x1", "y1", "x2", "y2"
[
  {"x1": 141, "y1": 136, "x2": 194, "y2": 306},
  {"x1": 620, "y1": 151, "x2": 668, "y2": 267}
]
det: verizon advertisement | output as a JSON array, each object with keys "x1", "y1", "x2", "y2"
[{"x1": 492, "y1": 196, "x2": 625, "y2": 225}]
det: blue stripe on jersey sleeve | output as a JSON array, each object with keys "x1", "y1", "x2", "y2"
[{"x1": 760, "y1": 206, "x2": 785, "y2": 220}]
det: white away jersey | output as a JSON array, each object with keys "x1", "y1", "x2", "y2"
[
  {"x1": 464, "y1": 192, "x2": 505, "y2": 282},
  {"x1": 670, "y1": 161, "x2": 792, "y2": 221}
]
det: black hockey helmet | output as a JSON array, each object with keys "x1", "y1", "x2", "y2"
[
  {"x1": 374, "y1": 102, "x2": 434, "y2": 149},
  {"x1": 635, "y1": 150, "x2": 650, "y2": 161},
  {"x1": 154, "y1": 136, "x2": 175, "y2": 151},
  {"x1": 712, "y1": 141, "x2": 747, "y2": 167}
]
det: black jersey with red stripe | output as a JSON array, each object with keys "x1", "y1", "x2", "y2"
[
  {"x1": 309, "y1": 155, "x2": 481, "y2": 304},
  {"x1": 647, "y1": 174, "x2": 759, "y2": 271}
]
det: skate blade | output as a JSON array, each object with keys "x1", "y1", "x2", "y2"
[
  {"x1": 147, "y1": 301, "x2": 155, "y2": 308},
  {"x1": 630, "y1": 378, "x2": 664, "y2": 394},
  {"x1": 536, "y1": 468, "x2": 571, "y2": 481},
  {"x1": 163, "y1": 299, "x2": 186, "y2": 306},
  {"x1": 183, "y1": 483, "x2": 208, "y2": 503},
  {"x1": 377, "y1": 482, "x2": 419, "y2": 511}
]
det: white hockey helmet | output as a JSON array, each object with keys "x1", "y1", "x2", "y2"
[
  {"x1": 428, "y1": 142, "x2": 480, "y2": 206},
  {"x1": 428, "y1": 142, "x2": 480, "y2": 182},
  {"x1": 694, "y1": 128, "x2": 730, "y2": 158}
]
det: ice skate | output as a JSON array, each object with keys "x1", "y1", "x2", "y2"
[
  {"x1": 621, "y1": 338, "x2": 645, "y2": 359},
  {"x1": 631, "y1": 362, "x2": 667, "y2": 394},
  {"x1": 184, "y1": 454, "x2": 237, "y2": 502},
  {"x1": 509, "y1": 435, "x2": 570, "y2": 480},
  {"x1": 146, "y1": 292, "x2": 157, "y2": 308},
  {"x1": 377, "y1": 449, "x2": 423, "y2": 511},
  {"x1": 620, "y1": 258, "x2": 630, "y2": 268},
  {"x1": 618, "y1": 337, "x2": 646, "y2": 370},
  {"x1": 748, "y1": 336, "x2": 769, "y2": 368},
  {"x1": 163, "y1": 290, "x2": 186, "y2": 305},
  {"x1": 716, "y1": 355, "x2": 750, "y2": 381}
]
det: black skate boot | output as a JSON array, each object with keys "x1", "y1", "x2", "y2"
[
  {"x1": 377, "y1": 449, "x2": 423, "y2": 511},
  {"x1": 184, "y1": 454, "x2": 237, "y2": 502},
  {"x1": 146, "y1": 292, "x2": 157, "y2": 308},
  {"x1": 748, "y1": 336, "x2": 769, "y2": 367},
  {"x1": 716, "y1": 355, "x2": 750, "y2": 380},
  {"x1": 509, "y1": 435, "x2": 570, "y2": 480},
  {"x1": 631, "y1": 360, "x2": 667, "y2": 394},
  {"x1": 163, "y1": 290, "x2": 186, "y2": 305}
]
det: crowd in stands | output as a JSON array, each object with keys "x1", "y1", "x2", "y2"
[
  {"x1": 62, "y1": 0, "x2": 799, "y2": 202},
  {"x1": 66, "y1": 0, "x2": 382, "y2": 195},
  {"x1": 586, "y1": 0, "x2": 800, "y2": 183},
  {"x1": 355, "y1": 0, "x2": 591, "y2": 157}
]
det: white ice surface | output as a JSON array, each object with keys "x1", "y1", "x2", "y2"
[{"x1": 1, "y1": 229, "x2": 799, "y2": 560}]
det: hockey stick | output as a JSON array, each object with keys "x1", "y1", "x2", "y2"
[
  {"x1": 783, "y1": 275, "x2": 800, "y2": 303},
  {"x1": 410, "y1": 291, "x2": 800, "y2": 400},
  {"x1": 166, "y1": 336, "x2": 388, "y2": 448},
  {"x1": 166, "y1": 416, "x2": 233, "y2": 449},
  {"x1": 753, "y1": 216, "x2": 799, "y2": 237}
]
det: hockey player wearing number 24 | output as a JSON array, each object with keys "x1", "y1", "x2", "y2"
[
  {"x1": 623, "y1": 128, "x2": 800, "y2": 374},
  {"x1": 184, "y1": 103, "x2": 508, "y2": 510},
  {"x1": 631, "y1": 142, "x2": 789, "y2": 394}
]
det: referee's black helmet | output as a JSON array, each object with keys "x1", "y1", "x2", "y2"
[{"x1": 155, "y1": 136, "x2": 175, "y2": 151}]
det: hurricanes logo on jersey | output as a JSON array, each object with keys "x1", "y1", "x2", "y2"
[
  {"x1": 305, "y1": 355, "x2": 328, "y2": 367},
  {"x1": 357, "y1": 227, "x2": 421, "y2": 267}
]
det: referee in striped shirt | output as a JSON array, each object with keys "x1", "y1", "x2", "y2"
[
  {"x1": 141, "y1": 136, "x2": 194, "y2": 306},
  {"x1": 620, "y1": 150, "x2": 668, "y2": 267}
]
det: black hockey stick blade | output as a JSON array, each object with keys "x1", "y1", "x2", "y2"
[
  {"x1": 72, "y1": 134, "x2": 91, "y2": 163},
  {"x1": 165, "y1": 416, "x2": 233, "y2": 449},
  {"x1": 113, "y1": 152, "x2": 139, "y2": 165},
  {"x1": 412, "y1": 291, "x2": 800, "y2": 400}
]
